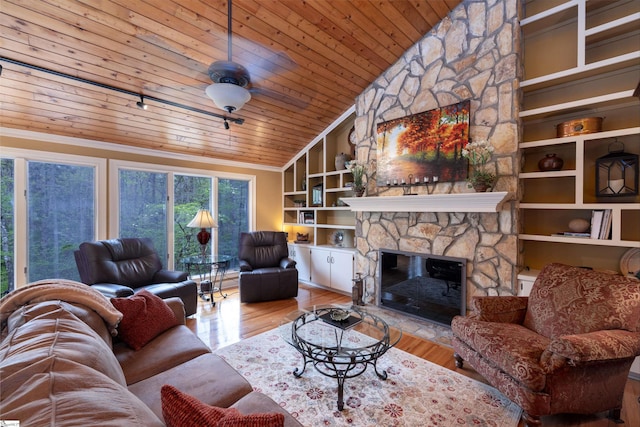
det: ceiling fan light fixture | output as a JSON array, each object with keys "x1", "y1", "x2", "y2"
[{"x1": 205, "y1": 83, "x2": 251, "y2": 113}]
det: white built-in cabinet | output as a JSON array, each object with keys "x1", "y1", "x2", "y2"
[
  {"x1": 282, "y1": 106, "x2": 357, "y2": 294},
  {"x1": 309, "y1": 247, "x2": 354, "y2": 293},
  {"x1": 288, "y1": 244, "x2": 311, "y2": 282}
]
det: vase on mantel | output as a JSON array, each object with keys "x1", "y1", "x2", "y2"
[
  {"x1": 472, "y1": 182, "x2": 491, "y2": 192},
  {"x1": 353, "y1": 186, "x2": 366, "y2": 197}
]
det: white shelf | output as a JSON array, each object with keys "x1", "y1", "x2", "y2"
[
  {"x1": 341, "y1": 192, "x2": 513, "y2": 213},
  {"x1": 519, "y1": 234, "x2": 640, "y2": 248},
  {"x1": 521, "y1": 127, "x2": 640, "y2": 147}
]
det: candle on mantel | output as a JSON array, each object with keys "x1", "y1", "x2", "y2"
[
  {"x1": 424, "y1": 177, "x2": 429, "y2": 183},
  {"x1": 415, "y1": 177, "x2": 420, "y2": 184},
  {"x1": 433, "y1": 176, "x2": 439, "y2": 182},
  {"x1": 393, "y1": 179, "x2": 398, "y2": 185},
  {"x1": 401, "y1": 178, "x2": 405, "y2": 184},
  {"x1": 386, "y1": 180, "x2": 390, "y2": 186}
]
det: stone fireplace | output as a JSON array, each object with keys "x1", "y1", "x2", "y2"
[{"x1": 348, "y1": 0, "x2": 522, "y2": 310}]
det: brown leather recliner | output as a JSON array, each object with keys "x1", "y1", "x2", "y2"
[
  {"x1": 74, "y1": 238, "x2": 198, "y2": 316},
  {"x1": 238, "y1": 231, "x2": 298, "y2": 303},
  {"x1": 451, "y1": 263, "x2": 640, "y2": 426}
]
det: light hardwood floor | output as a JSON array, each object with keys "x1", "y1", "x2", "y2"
[{"x1": 186, "y1": 283, "x2": 640, "y2": 427}]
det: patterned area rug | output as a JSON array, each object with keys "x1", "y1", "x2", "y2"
[{"x1": 214, "y1": 327, "x2": 522, "y2": 427}]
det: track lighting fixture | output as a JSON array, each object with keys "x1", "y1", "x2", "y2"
[
  {"x1": 136, "y1": 95, "x2": 148, "y2": 110},
  {"x1": 0, "y1": 56, "x2": 244, "y2": 126},
  {"x1": 223, "y1": 119, "x2": 230, "y2": 130}
]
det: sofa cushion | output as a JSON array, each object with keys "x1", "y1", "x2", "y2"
[
  {"x1": 115, "y1": 324, "x2": 211, "y2": 385},
  {"x1": 111, "y1": 290, "x2": 179, "y2": 350},
  {"x1": 0, "y1": 356, "x2": 163, "y2": 426},
  {"x1": 524, "y1": 263, "x2": 640, "y2": 338},
  {"x1": 161, "y1": 385, "x2": 284, "y2": 427},
  {"x1": 0, "y1": 301, "x2": 126, "y2": 386},
  {"x1": 450, "y1": 316, "x2": 550, "y2": 391},
  {"x1": 128, "y1": 354, "x2": 253, "y2": 419},
  {"x1": 231, "y1": 391, "x2": 304, "y2": 427}
]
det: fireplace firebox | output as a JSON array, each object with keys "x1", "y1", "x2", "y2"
[{"x1": 377, "y1": 249, "x2": 466, "y2": 326}]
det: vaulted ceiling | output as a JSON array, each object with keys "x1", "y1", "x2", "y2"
[{"x1": 1, "y1": 0, "x2": 462, "y2": 168}]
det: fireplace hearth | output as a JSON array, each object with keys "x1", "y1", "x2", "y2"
[{"x1": 377, "y1": 249, "x2": 466, "y2": 326}]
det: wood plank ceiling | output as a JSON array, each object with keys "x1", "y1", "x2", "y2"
[{"x1": 1, "y1": 0, "x2": 462, "y2": 168}]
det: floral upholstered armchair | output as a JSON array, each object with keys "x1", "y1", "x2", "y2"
[{"x1": 451, "y1": 263, "x2": 640, "y2": 427}]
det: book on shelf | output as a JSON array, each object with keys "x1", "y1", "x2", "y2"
[
  {"x1": 590, "y1": 210, "x2": 604, "y2": 239},
  {"x1": 299, "y1": 211, "x2": 314, "y2": 224},
  {"x1": 552, "y1": 232, "x2": 591, "y2": 238},
  {"x1": 589, "y1": 209, "x2": 613, "y2": 239},
  {"x1": 599, "y1": 209, "x2": 612, "y2": 240}
]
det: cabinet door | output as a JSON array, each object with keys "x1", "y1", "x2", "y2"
[
  {"x1": 295, "y1": 245, "x2": 311, "y2": 282},
  {"x1": 329, "y1": 251, "x2": 354, "y2": 293},
  {"x1": 310, "y1": 248, "x2": 331, "y2": 288}
]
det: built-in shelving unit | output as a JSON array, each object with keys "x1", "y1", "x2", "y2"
[
  {"x1": 282, "y1": 106, "x2": 357, "y2": 248},
  {"x1": 519, "y1": 0, "x2": 640, "y2": 274}
]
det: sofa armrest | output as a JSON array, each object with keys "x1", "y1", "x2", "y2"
[
  {"x1": 153, "y1": 269, "x2": 188, "y2": 283},
  {"x1": 91, "y1": 283, "x2": 135, "y2": 298},
  {"x1": 163, "y1": 297, "x2": 186, "y2": 324},
  {"x1": 238, "y1": 260, "x2": 253, "y2": 272},
  {"x1": 541, "y1": 330, "x2": 640, "y2": 371},
  {"x1": 280, "y1": 257, "x2": 296, "y2": 269},
  {"x1": 470, "y1": 296, "x2": 528, "y2": 324}
]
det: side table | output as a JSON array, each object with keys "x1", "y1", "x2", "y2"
[{"x1": 181, "y1": 255, "x2": 232, "y2": 307}]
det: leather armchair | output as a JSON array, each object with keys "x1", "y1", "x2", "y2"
[
  {"x1": 238, "y1": 231, "x2": 298, "y2": 303},
  {"x1": 74, "y1": 238, "x2": 198, "y2": 316},
  {"x1": 451, "y1": 263, "x2": 640, "y2": 426}
]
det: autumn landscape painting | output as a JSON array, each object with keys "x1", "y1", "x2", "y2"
[{"x1": 376, "y1": 100, "x2": 470, "y2": 186}]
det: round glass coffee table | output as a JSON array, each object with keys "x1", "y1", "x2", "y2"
[{"x1": 281, "y1": 305, "x2": 402, "y2": 410}]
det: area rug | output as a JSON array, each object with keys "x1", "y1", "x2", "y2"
[{"x1": 214, "y1": 326, "x2": 522, "y2": 427}]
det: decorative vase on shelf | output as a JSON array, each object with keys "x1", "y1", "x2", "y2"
[
  {"x1": 301, "y1": 174, "x2": 306, "y2": 191},
  {"x1": 538, "y1": 153, "x2": 563, "y2": 171},
  {"x1": 335, "y1": 152, "x2": 350, "y2": 171}
]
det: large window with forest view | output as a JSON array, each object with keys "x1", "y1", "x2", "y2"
[
  {"x1": 112, "y1": 161, "x2": 253, "y2": 272},
  {"x1": 1, "y1": 151, "x2": 105, "y2": 292}
]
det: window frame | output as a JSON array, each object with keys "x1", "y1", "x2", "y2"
[
  {"x1": 1, "y1": 148, "x2": 107, "y2": 287},
  {"x1": 109, "y1": 159, "x2": 256, "y2": 270}
]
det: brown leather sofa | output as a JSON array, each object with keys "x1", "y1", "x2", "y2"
[
  {"x1": 451, "y1": 263, "x2": 640, "y2": 426},
  {"x1": 74, "y1": 237, "x2": 198, "y2": 316},
  {"x1": 238, "y1": 231, "x2": 298, "y2": 303},
  {"x1": 0, "y1": 281, "x2": 302, "y2": 426}
]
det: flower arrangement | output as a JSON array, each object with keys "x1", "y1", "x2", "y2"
[
  {"x1": 348, "y1": 161, "x2": 368, "y2": 196},
  {"x1": 461, "y1": 139, "x2": 496, "y2": 191}
]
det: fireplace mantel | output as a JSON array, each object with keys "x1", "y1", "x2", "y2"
[{"x1": 341, "y1": 191, "x2": 512, "y2": 213}]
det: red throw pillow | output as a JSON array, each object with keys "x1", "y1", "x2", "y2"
[
  {"x1": 161, "y1": 385, "x2": 284, "y2": 427},
  {"x1": 110, "y1": 290, "x2": 178, "y2": 350}
]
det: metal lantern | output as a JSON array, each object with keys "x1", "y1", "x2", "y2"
[{"x1": 595, "y1": 141, "x2": 638, "y2": 197}]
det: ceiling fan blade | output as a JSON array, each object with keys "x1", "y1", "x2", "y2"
[{"x1": 249, "y1": 86, "x2": 310, "y2": 111}]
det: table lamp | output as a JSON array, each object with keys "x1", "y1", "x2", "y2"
[{"x1": 187, "y1": 209, "x2": 217, "y2": 257}]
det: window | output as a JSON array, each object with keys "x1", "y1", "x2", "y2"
[
  {"x1": 112, "y1": 160, "x2": 254, "y2": 271},
  {"x1": 1, "y1": 158, "x2": 15, "y2": 295},
  {"x1": 119, "y1": 169, "x2": 168, "y2": 262},
  {"x1": 27, "y1": 161, "x2": 96, "y2": 282},
  {"x1": 1, "y1": 149, "x2": 106, "y2": 288}
]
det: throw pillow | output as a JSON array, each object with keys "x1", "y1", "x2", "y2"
[
  {"x1": 110, "y1": 290, "x2": 178, "y2": 350},
  {"x1": 161, "y1": 385, "x2": 284, "y2": 427}
]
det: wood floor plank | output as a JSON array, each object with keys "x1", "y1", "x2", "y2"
[{"x1": 186, "y1": 282, "x2": 640, "y2": 427}]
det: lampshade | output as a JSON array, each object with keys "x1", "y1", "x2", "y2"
[
  {"x1": 205, "y1": 83, "x2": 251, "y2": 113},
  {"x1": 187, "y1": 209, "x2": 217, "y2": 229}
]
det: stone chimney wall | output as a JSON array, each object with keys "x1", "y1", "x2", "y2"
[{"x1": 352, "y1": 0, "x2": 522, "y2": 305}]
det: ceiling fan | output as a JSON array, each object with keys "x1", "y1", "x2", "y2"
[
  {"x1": 204, "y1": 0, "x2": 309, "y2": 115},
  {"x1": 204, "y1": 0, "x2": 251, "y2": 114}
]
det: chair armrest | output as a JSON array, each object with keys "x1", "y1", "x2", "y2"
[
  {"x1": 153, "y1": 269, "x2": 188, "y2": 283},
  {"x1": 91, "y1": 283, "x2": 134, "y2": 298},
  {"x1": 541, "y1": 330, "x2": 640, "y2": 371},
  {"x1": 238, "y1": 259, "x2": 253, "y2": 272},
  {"x1": 280, "y1": 257, "x2": 296, "y2": 269},
  {"x1": 163, "y1": 297, "x2": 186, "y2": 323},
  {"x1": 470, "y1": 296, "x2": 528, "y2": 324}
]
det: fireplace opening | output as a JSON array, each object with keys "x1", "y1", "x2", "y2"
[{"x1": 377, "y1": 249, "x2": 466, "y2": 326}]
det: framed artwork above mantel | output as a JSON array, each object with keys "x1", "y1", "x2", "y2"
[{"x1": 376, "y1": 100, "x2": 470, "y2": 186}]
